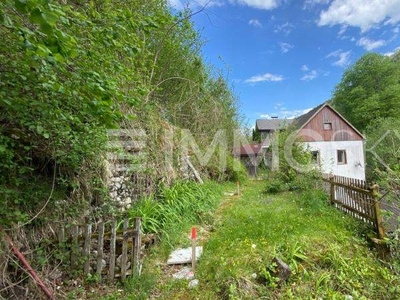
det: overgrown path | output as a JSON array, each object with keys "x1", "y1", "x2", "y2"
[{"x1": 147, "y1": 180, "x2": 400, "y2": 300}]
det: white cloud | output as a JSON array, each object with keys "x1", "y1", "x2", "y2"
[
  {"x1": 236, "y1": 0, "x2": 280, "y2": 10},
  {"x1": 260, "y1": 114, "x2": 273, "y2": 118},
  {"x1": 249, "y1": 19, "x2": 262, "y2": 28},
  {"x1": 274, "y1": 22, "x2": 295, "y2": 35},
  {"x1": 326, "y1": 49, "x2": 352, "y2": 67},
  {"x1": 357, "y1": 37, "x2": 386, "y2": 50},
  {"x1": 337, "y1": 25, "x2": 348, "y2": 36},
  {"x1": 318, "y1": 0, "x2": 400, "y2": 32},
  {"x1": 280, "y1": 42, "x2": 294, "y2": 53},
  {"x1": 301, "y1": 70, "x2": 318, "y2": 81},
  {"x1": 280, "y1": 108, "x2": 313, "y2": 119},
  {"x1": 261, "y1": 104, "x2": 313, "y2": 119},
  {"x1": 273, "y1": 102, "x2": 285, "y2": 110},
  {"x1": 394, "y1": 27, "x2": 400, "y2": 34},
  {"x1": 245, "y1": 73, "x2": 284, "y2": 83},
  {"x1": 301, "y1": 65, "x2": 309, "y2": 71},
  {"x1": 384, "y1": 46, "x2": 400, "y2": 57},
  {"x1": 303, "y1": 0, "x2": 330, "y2": 10}
]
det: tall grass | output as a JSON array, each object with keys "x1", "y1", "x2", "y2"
[{"x1": 127, "y1": 181, "x2": 221, "y2": 247}]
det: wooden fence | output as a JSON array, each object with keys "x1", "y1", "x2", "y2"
[
  {"x1": 322, "y1": 175, "x2": 385, "y2": 239},
  {"x1": 58, "y1": 217, "x2": 143, "y2": 282}
]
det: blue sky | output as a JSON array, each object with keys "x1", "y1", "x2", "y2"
[{"x1": 168, "y1": 0, "x2": 400, "y2": 126}]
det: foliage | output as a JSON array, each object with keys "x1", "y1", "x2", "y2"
[
  {"x1": 128, "y1": 181, "x2": 221, "y2": 242},
  {"x1": 332, "y1": 52, "x2": 400, "y2": 130},
  {"x1": 263, "y1": 126, "x2": 319, "y2": 193},
  {"x1": 265, "y1": 177, "x2": 287, "y2": 194},
  {"x1": 225, "y1": 156, "x2": 249, "y2": 183},
  {"x1": 0, "y1": 0, "x2": 240, "y2": 228},
  {"x1": 364, "y1": 117, "x2": 400, "y2": 181}
]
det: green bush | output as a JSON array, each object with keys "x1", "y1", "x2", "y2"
[
  {"x1": 265, "y1": 177, "x2": 288, "y2": 194},
  {"x1": 297, "y1": 188, "x2": 329, "y2": 211}
]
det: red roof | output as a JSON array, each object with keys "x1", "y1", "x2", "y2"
[{"x1": 233, "y1": 143, "x2": 263, "y2": 156}]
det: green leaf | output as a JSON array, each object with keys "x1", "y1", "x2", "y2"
[
  {"x1": 14, "y1": 0, "x2": 28, "y2": 13},
  {"x1": 30, "y1": 7, "x2": 44, "y2": 24},
  {"x1": 36, "y1": 125, "x2": 43, "y2": 134},
  {"x1": 42, "y1": 11, "x2": 59, "y2": 25}
]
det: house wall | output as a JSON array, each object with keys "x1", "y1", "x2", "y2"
[
  {"x1": 303, "y1": 140, "x2": 365, "y2": 180},
  {"x1": 299, "y1": 106, "x2": 363, "y2": 142}
]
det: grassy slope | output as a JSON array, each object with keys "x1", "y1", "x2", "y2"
[
  {"x1": 152, "y1": 180, "x2": 400, "y2": 299},
  {"x1": 102, "y1": 180, "x2": 400, "y2": 299}
]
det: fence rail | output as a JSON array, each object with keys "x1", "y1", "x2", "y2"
[{"x1": 322, "y1": 174, "x2": 385, "y2": 239}]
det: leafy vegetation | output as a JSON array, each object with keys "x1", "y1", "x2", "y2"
[
  {"x1": 332, "y1": 52, "x2": 400, "y2": 130},
  {"x1": 0, "y1": 0, "x2": 240, "y2": 227},
  {"x1": 331, "y1": 51, "x2": 400, "y2": 181},
  {"x1": 128, "y1": 181, "x2": 221, "y2": 247}
]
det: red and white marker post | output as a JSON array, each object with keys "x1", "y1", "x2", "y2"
[{"x1": 191, "y1": 226, "x2": 197, "y2": 273}]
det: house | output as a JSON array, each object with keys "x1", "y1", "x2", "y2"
[
  {"x1": 233, "y1": 143, "x2": 263, "y2": 177},
  {"x1": 255, "y1": 103, "x2": 366, "y2": 180},
  {"x1": 256, "y1": 117, "x2": 294, "y2": 145}
]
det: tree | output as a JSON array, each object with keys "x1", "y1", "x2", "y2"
[{"x1": 332, "y1": 53, "x2": 400, "y2": 130}]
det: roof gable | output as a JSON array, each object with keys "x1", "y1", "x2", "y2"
[
  {"x1": 294, "y1": 103, "x2": 364, "y2": 140},
  {"x1": 255, "y1": 102, "x2": 364, "y2": 141}
]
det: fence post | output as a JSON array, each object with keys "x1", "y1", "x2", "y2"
[
  {"x1": 121, "y1": 219, "x2": 129, "y2": 280},
  {"x1": 108, "y1": 220, "x2": 117, "y2": 282},
  {"x1": 329, "y1": 175, "x2": 335, "y2": 205},
  {"x1": 371, "y1": 184, "x2": 385, "y2": 239},
  {"x1": 132, "y1": 217, "x2": 142, "y2": 275},
  {"x1": 83, "y1": 224, "x2": 92, "y2": 275},
  {"x1": 96, "y1": 222, "x2": 105, "y2": 278}
]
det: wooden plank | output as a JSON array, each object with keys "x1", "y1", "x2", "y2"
[
  {"x1": 121, "y1": 219, "x2": 129, "y2": 280},
  {"x1": 329, "y1": 176, "x2": 335, "y2": 205},
  {"x1": 332, "y1": 199, "x2": 375, "y2": 221},
  {"x1": 58, "y1": 225, "x2": 65, "y2": 244},
  {"x1": 333, "y1": 181, "x2": 371, "y2": 194},
  {"x1": 71, "y1": 225, "x2": 79, "y2": 270},
  {"x1": 83, "y1": 224, "x2": 92, "y2": 275},
  {"x1": 96, "y1": 222, "x2": 105, "y2": 277},
  {"x1": 108, "y1": 220, "x2": 117, "y2": 282},
  {"x1": 132, "y1": 217, "x2": 142, "y2": 275}
]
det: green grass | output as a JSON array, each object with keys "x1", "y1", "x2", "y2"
[{"x1": 100, "y1": 180, "x2": 400, "y2": 299}]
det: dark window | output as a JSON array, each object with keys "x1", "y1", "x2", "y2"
[
  {"x1": 311, "y1": 151, "x2": 320, "y2": 165},
  {"x1": 323, "y1": 122, "x2": 332, "y2": 130},
  {"x1": 337, "y1": 150, "x2": 347, "y2": 165}
]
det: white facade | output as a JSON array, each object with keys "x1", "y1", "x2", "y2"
[{"x1": 303, "y1": 140, "x2": 365, "y2": 180}]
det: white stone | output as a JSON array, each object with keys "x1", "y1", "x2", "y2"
[
  {"x1": 167, "y1": 246, "x2": 203, "y2": 265},
  {"x1": 111, "y1": 177, "x2": 122, "y2": 182},
  {"x1": 188, "y1": 279, "x2": 199, "y2": 288}
]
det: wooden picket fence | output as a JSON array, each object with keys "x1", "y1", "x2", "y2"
[
  {"x1": 322, "y1": 175, "x2": 385, "y2": 239},
  {"x1": 57, "y1": 217, "x2": 143, "y2": 282}
]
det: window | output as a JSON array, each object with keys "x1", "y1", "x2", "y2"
[
  {"x1": 311, "y1": 151, "x2": 320, "y2": 165},
  {"x1": 323, "y1": 122, "x2": 332, "y2": 130},
  {"x1": 337, "y1": 150, "x2": 347, "y2": 165}
]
